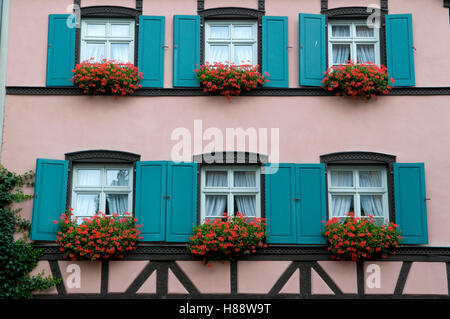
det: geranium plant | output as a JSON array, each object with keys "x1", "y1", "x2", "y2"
[
  {"x1": 188, "y1": 212, "x2": 268, "y2": 265},
  {"x1": 195, "y1": 62, "x2": 269, "y2": 99},
  {"x1": 55, "y1": 210, "x2": 143, "y2": 261},
  {"x1": 321, "y1": 60, "x2": 394, "y2": 100},
  {"x1": 323, "y1": 212, "x2": 401, "y2": 262},
  {"x1": 71, "y1": 59, "x2": 143, "y2": 96}
]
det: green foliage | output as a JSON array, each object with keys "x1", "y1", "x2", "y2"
[{"x1": 0, "y1": 165, "x2": 61, "y2": 299}]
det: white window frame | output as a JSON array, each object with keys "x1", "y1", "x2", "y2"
[
  {"x1": 80, "y1": 18, "x2": 135, "y2": 63},
  {"x1": 327, "y1": 165, "x2": 389, "y2": 222},
  {"x1": 200, "y1": 165, "x2": 261, "y2": 222},
  {"x1": 71, "y1": 163, "x2": 133, "y2": 220},
  {"x1": 204, "y1": 20, "x2": 258, "y2": 66},
  {"x1": 327, "y1": 19, "x2": 380, "y2": 68}
]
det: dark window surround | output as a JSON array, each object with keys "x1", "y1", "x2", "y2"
[
  {"x1": 73, "y1": 2, "x2": 143, "y2": 67},
  {"x1": 445, "y1": 0, "x2": 450, "y2": 22},
  {"x1": 198, "y1": 7, "x2": 265, "y2": 68},
  {"x1": 321, "y1": 5, "x2": 389, "y2": 67},
  {"x1": 65, "y1": 149, "x2": 141, "y2": 216},
  {"x1": 320, "y1": 151, "x2": 396, "y2": 223},
  {"x1": 193, "y1": 151, "x2": 268, "y2": 225}
]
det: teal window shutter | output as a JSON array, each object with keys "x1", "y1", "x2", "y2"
[
  {"x1": 298, "y1": 13, "x2": 326, "y2": 86},
  {"x1": 173, "y1": 15, "x2": 200, "y2": 87},
  {"x1": 166, "y1": 162, "x2": 198, "y2": 242},
  {"x1": 46, "y1": 14, "x2": 76, "y2": 86},
  {"x1": 393, "y1": 163, "x2": 428, "y2": 244},
  {"x1": 295, "y1": 164, "x2": 327, "y2": 244},
  {"x1": 135, "y1": 161, "x2": 167, "y2": 241},
  {"x1": 385, "y1": 14, "x2": 415, "y2": 87},
  {"x1": 262, "y1": 16, "x2": 289, "y2": 88},
  {"x1": 138, "y1": 16, "x2": 165, "y2": 88},
  {"x1": 31, "y1": 159, "x2": 68, "y2": 241},
  {"x1": 265, "y1": 164, "x2": 297, "y2": 244}
]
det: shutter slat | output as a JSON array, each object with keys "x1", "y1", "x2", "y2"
[
  {"x1": 31, "y1": 159, "x2": 68, "y2": 241},
  {"x1": 138, "y1": 16, "x2": 165, "y2": 87},
  {"x1": 393, "y1": 163, "x2": 428, "y2": 244},
  {"x1": 173, "y1": 15, "x2": 200, "y2": 87},
  {"x1": 262, "y1": 16, "x2": 289, "y2": 87},
  {"x1": 46, "y1": 14, "x2": 76, "y2": 86},
  {"x1": 135, "y1": 161, "x2": 167, "y2": 241},
  {"x1": 299, "y1": 13, "x2": 326, "y2": 86},
  {"x1": 166, "y1": 162, "x2": 197, "y2": 242},
  {"x1": 385, "y1": 14, "x2": 415, "y2": 87}
]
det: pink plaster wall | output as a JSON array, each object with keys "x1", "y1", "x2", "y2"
[
  {"x1": 176, "y1": 261, "x2": 230, "y2": 293},
  {"x1": 82, "y1": 0, "x2": 135, "y2": 7},
  {"x1": 238, "y1": 261, "x2": 291, "y2": 293},
  {"x1": 363, "y1": 261, "x2": 403, "y2": 295},
  {"x1": 108, "y1": 260, "x2": 149, "y2": 292},
  {"x1": 2, "y1": 94, "x2": 450, "y2": 245},
  {"x1": 30, "y1": 261, "x2": 58, "y2": 295},
  {"x1": 205, "y1": 0, "x2": 258, "y2": 10},
  {"x1": 317, "y1": 261, "x2": 357, "y2": 293},
  {"x1": 58, "y1": 260, "x2": 102, "y2": 293},
  {"x1": 328, "y1": 0, "x2": 376, "y2": 8},
  {"x1": 403, "y1": 262, "x2": 448, "y2": 295}
]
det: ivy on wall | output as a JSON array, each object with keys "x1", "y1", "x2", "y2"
[{"x1": 0, "y1": 165, "x2": 60, "y2": 299}]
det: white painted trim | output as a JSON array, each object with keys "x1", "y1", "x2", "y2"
[{"x1": 0, "y1": 0, "x2": 10, "y2": 160}]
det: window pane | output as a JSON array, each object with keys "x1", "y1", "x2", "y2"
[
  {"x1": 359, "y1": 171, "x2": 382, "y2": 187},
  {"x1": 111, "y1": 43, "x2": 131, "y2": 63},
  {"x1": 77, "y1": 169, "x2": 101, "y2": 187},
  {"x1": 233, "y1": 26, "x2": 253, "y2": 39},
  {"x1": 210, "y1": 26, "x2": 229, "y2": 39},
  {"x1": 106, "y1": 194, "x2": 129, "y2": 215},
  {"x1": 355, "y1": 25, "x2": 374, "y2": 37},
  {"x1": 209, "y1": 45, "x2": 229, "y2": 64},
  {"x1": 106, "y1": 169, "x2": 129, "y2": 186},
  {"x1": 234, "y1": 171, "x2": 256, "y2": 187},
  {"x1": 75, "y1": 194, "x2": 99, "y2": 217},
  {"x1": 234, "y1": 45, "x2": 253, "y2": 65},
  {"x1": 332, "y1": 25, "x2": 350, "y2": 37},
  {"x1": 330, "y1": 171, "x2": 353, "y2": 187},
  {"x1": 357, "y1": 44, "x2": 375, "y2": 63},
  {"x1": 86, "y1": 23, "x2": 106, "y2": 37},
  {"x1": 234, "y1": 195, "x2": 256, "y2": 217},
  {"x1": 332, "y1": 44, "x2": 351, "y2": 64},
  {"x1": 205, "y1": 171, "x2": 228, "y2": 187},
  {"x1": 331, "y1": 195, "x2": 354, "y2": 218},
  {"x1": 111, "y1": 24, "x2": 131, "y2": 37},
  {"x1": 205, "y1": 195, "x2": 227, "y2": 218},
  {"x1": 360, "y1": 195, "x2": 384, "y2": 217},
  {"x1": 85, "y1": 43, "x2": 105, "y2": 61}
]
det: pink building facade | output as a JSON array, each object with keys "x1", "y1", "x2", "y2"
[{"x1": 1, "y1": 0, "x2": 450, "y2": 298}]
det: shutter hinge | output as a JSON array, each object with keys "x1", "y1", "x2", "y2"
[{"x1": 163, "y1": 195, "x2": 171, "y2": 200}]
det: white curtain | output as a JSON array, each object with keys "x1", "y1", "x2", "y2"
[
  {"x1": 234, "y1": 26, "x2": 252, "y2": 39},
  {"x1": 85, "y1": 43, "x2": 105, "y2": 62},
  {"x1": 76, "y1": 194, "x2": 99, "y2": 219},
  {"x1": 210, "y1": 26, "x2": 229, "y2": 39},
  {"x1": 359, "y1": 171, "x2": 384, "y2": 218},
  {"x1": 77, "y1": 170, "x2": 100, "y2": 186},
  {"x1": 111, "y1": 43, "x2": 130, "y2": 63},
  {"x1": 332, "y1": 44, "x2": 350, "y2": 65},
  {"x1": 209, "y1": 45, "x2": 229, "y2": 64},
  {"x1": 106, "y1": 194, "x2": 128, "y2": 215},
  {"x1": 205, "y1": 171, "x2": 228, "y2": 218},
  {"x1": 234, "y1": 45, "x2": 253, "y2": 65},
  {"x1": 330, "y1": 171, "x2": 353, "y2": 217},
  {"x1": 332, "y1": 25, "x2": 350, "y2": 37},
  {"x1": 234, "y1": 172, "x2": 257, "y2": 217},
  {"x1": 357, "y1": 44, "x2": 375, "y2": 63},
  {"x1": 356, "y1": 26, "x2": 374, "y2": 37}
]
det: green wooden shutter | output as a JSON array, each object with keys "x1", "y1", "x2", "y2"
[
  {"x1": 262, "y1": 16, "x2": 289, "y2": 87},
  {"x1": 265, "y1": 164, "x2": 297, "y2": 244},
  {"x1": 135, "y1": 161, "x2": 167, "y2": 241},
  {"x1": 138, "y1": 16, "x2": 165, "y2": 88},
  {"x1": 31, "y1": 159, "x2": 68, "y2": 241},
  {"x1": 385, "y1": 14, "x2": 415, "y2": 87},
  {"x1": 295, "y1": 164, "x2": 327, "y2": 244},
  {"x1": 393, "y1": 163, "x2": 428, "y2": 244},
  {"x1": 173, "y1": 15, "x2": 200, "y2": 87},
  {"x1": 166, "y1": 162, "x2": 198, "y2": 242},
  {"x1": 46, "y1": 14, "x2": 76, "y2": 86},
  {"x1": 299, "y1": 13, "x2": 326, "y2": 86}
]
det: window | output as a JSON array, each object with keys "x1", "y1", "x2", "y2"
[
  {"x1": 204, "y1": 20, "x2": 258, "y2": 66},
  {"x1": 327, "y1": 20, "x2": 380, "y2": 67},
  {"x1": 80, "y1": 18, "x2": 135, "y2": 63},
  {"x1": 327, "y1": 166, "x2": 389, "y2": 225},
  {"x1": 200, "y1": 166, "x2": 261, "y2": 222},
  {"x1": 71, "y1": 164, "x2": 133, "y2": 222}
]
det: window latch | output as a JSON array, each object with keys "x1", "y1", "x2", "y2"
[
  {"x1": 163, "y1": 195, "x2": 171, "y2": 200},
  {"x1": 424, "y1": 198, "x2": 431, "y2": 201},
  {"x1": 293, "y1": 198, "x2": 300, "y2": 202}
]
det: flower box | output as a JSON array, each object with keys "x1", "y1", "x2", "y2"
[
  {"x1": 55, "y1": 210, "x2": 142, "y2": 261},
  {"x1": 321, "y1": 61, "x2": 394, "y2": 100},
  {"x1": 71, "y1": 59, "x2": 143, "y2": 96},
  {"x1": 195, "y1": 62, "x2": 269, "y2": 99},
  {"x1": 187, "y1": 213, "x2": 267, "y2": 266},
  {"x1": 323, "y1": 213, "x2": 401, "y2": 261}
]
